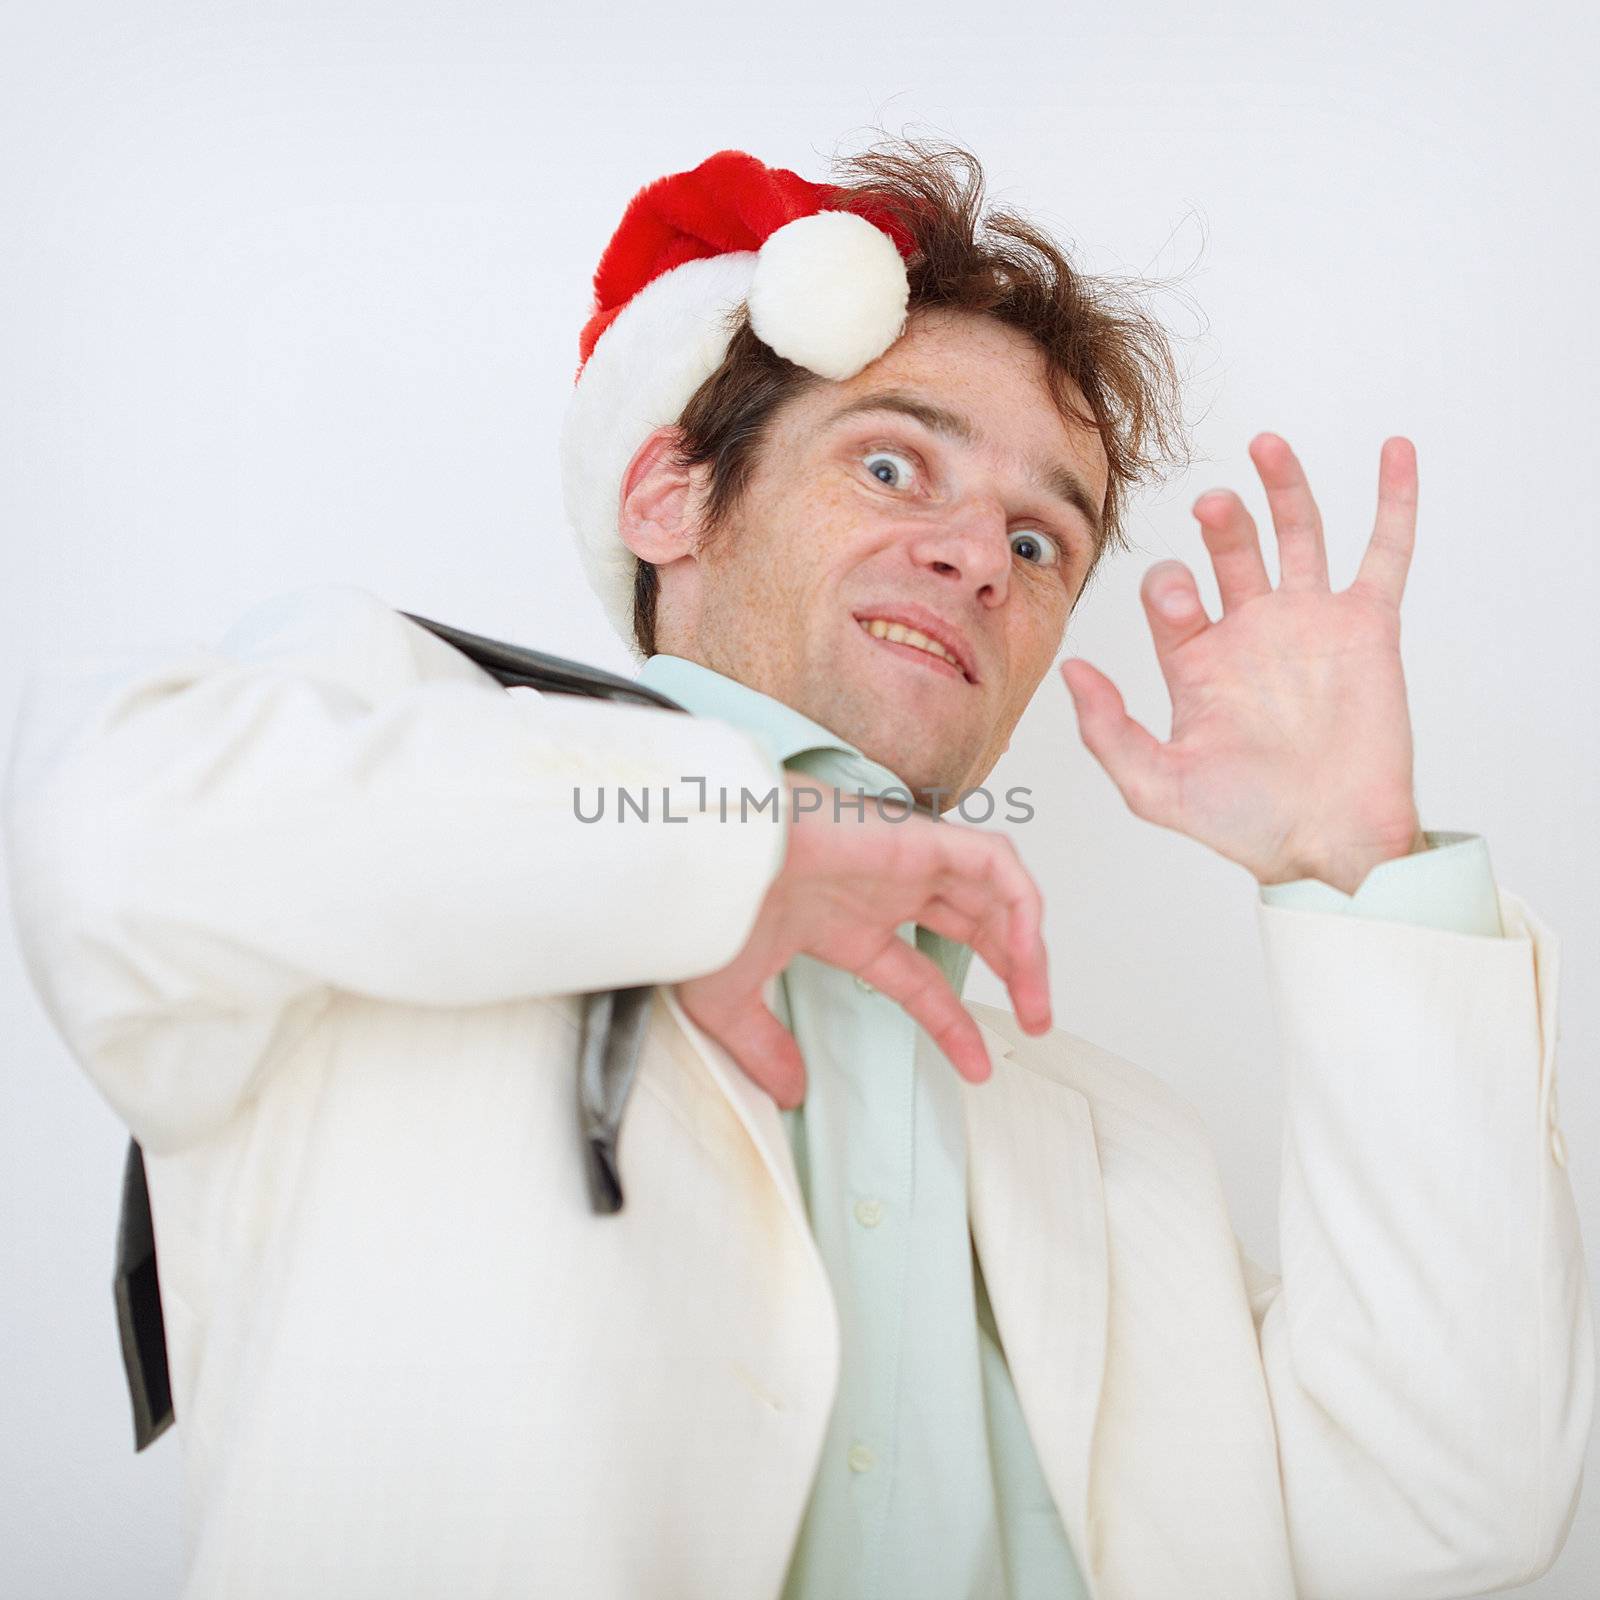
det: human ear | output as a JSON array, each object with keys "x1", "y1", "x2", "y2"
[{"x1": 618, "y1": 425, "x2": 706, "y2": 566}]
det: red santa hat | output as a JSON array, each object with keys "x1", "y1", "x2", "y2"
[{"x1": 559, "y1": 148, "x2": 918, "y2": 655}]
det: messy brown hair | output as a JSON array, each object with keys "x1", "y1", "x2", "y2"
[{"x1": 633, "y1": 132, "x2": 1194, "y2": 656}]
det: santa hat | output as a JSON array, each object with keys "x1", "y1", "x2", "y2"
[{"x1": 559, "y1": 149, "x2": 918, "y2": 655}]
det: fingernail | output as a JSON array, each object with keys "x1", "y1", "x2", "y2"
[{"x1": 1158, "y1": 589, "x2": 1192, "y2": 617}]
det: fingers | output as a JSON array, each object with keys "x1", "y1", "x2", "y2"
[
  {"x1": 1140, "y1": 559, "x2": 1209, "y2": 634},
  {"x1": 1192, "y1": 435, "x2": 1414, "y2": 605},
  {"x1": 932, "y1": 823, "x2": 1051, "y2": 1031},
  {"x1": 1249, "y1": 432, "x2": 1329, "y2": 590},
  {"x1": 855, "y1": 936, "x2": 994, "y2": 1085},
  {"x1": 1137, "y1": 560, "x2": 1211, "y2": 701},
  {"x1": 684, "y1": 993, "x2": 808, "y2": 1110},
  {"x1": 1192, "y1": 490, "x2": 1272, "y2": 613},
  {"x1": 1352, "y1": 436, "x2": 1418, "y2": 604},
  {"x1": 919, "y1": 878, "x2": 1050, "y2": 1036},
  {"x1": 701, "y1": 793, "x2": 1057, "y2": 1105},
  {"x1": 922, "y1": 898, "x2": 1053, "y2": 1041},
  {"x1": 1059, "y1": 658, "x2": 1176, "y2": 826}
]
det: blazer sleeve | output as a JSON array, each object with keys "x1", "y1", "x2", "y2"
[
  {"x1": 1237, "y1": 885, "x2": 1594, "y2": 1599},
  {"x1": 3, "y1": 583, "x2": 789, "y2": 1153}
]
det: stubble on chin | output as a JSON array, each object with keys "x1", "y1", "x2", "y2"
[{"x1": 815, "y1": 677, "x2": 979, "y2": 804}]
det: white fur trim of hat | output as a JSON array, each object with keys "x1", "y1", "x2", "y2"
[{"x1": 559, "y1": 150, "x2": 913, "y2": 656}]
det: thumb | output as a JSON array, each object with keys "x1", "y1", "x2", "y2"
[{"x1": 1059, "y1": 658, "x2": 1173, "y2": 825}]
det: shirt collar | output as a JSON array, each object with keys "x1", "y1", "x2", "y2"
[
  {"x1": 633, "y1": 653, "x2": 975, "y2": 997},
  {"x1": 635, "y1": 654, "x2": 906, "y2": 797}
]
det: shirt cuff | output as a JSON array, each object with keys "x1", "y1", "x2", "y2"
[{"x1": 1257, "y1": 831, "x2": 1505, "y2": 938}]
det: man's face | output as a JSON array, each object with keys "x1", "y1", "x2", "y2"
[{"x1": 673, "y1": 307, "x2": 1110, "y2": 804}]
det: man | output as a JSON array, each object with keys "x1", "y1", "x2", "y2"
[{"x1": 5, "y1": 140, "x2": 1592, "y2": 1599}]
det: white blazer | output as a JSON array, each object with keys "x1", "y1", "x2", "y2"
[{"x1": 4, "y1": 584, "x2": 1592, "y2": 1600}]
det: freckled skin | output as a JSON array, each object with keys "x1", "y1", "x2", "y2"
[{"x1": 634, "y1": 307, "x2": 1110, "y2": 809}]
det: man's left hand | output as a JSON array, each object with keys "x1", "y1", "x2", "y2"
[{"x1": 1059, "y1": 433, "x2": 1427, "y2": 896}]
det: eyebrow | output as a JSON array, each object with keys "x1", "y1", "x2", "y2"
[{"x1": 817, "y1": 388, "x2": 1106, "y2": 550}]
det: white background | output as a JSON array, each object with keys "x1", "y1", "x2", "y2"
[{"x1": 3, "y1": 1, "x2": 1596, "y2": 1594}]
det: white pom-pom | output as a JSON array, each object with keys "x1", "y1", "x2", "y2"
[{"x1": 747, "y1": 211, "x2": 910, "y2": 381}]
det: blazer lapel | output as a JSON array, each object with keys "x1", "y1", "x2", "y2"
[
  {"x1": 656, "y1": 990, "x2": 1112, "y2": 1588},
  {"x1": 962, "y1": 1017, "x2": 1111, "y2": 1585},
  {"x1": 658, "y1": 985, "x2": 814, "y2": 1240}
]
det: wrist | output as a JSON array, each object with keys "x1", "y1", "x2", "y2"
[{"x1": 1259, "y1": 821, "x2": 1428, "y2": 896}]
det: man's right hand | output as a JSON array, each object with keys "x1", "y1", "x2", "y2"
[{"x1": 676, "y1": 775, "x2": 1052, "y2": 1110}]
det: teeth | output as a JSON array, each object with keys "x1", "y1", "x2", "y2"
[{"x1": 859, "y1": 617, "x2": 962, "y2": 672}]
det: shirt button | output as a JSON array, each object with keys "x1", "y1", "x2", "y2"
[
  {"x1": 1552, "y1": 1126, "x2": 1568, "y2": 1167},
  {"x1": 853, "y1": 975, "x2": 875, "y2": 995},
  {"x1": 847, "y1": 1443, "x2": 876, "y2": 1473},
  {"x1": 854, "y1": 1198, "x2": 884, "y2": 1228}
]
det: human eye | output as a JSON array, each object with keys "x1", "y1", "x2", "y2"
[
  {"x1": 860, "y1": 448, "x2": 919, "y2": 490},
  {"x1": 1009, "y1": 528, "x2": 1063, "y2": 568}
]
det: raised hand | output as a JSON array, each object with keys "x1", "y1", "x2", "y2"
[
  {"x1": 1060, "y1": 433, "x2": 1427, "y2": 895},
  {"x1": 676, "y1": 775, "x2": 1051, "y2": 1108}
]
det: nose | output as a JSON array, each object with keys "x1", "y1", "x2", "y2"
[{"x1": 908, "y1": 499, "x2": 1012, "y2": 606}]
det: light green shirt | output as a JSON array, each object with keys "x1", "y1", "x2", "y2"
[{"x1": 634, "y1": 653, "x2": 1503, "y2": 1599}]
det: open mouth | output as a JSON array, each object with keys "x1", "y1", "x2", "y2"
[{"x1": 855, "y1": 616, "x2": 974, "y2": 684}]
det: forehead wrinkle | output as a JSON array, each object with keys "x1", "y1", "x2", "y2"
[{"x1": 816, "y1": 387, "x2": 1105, "y2": 549}]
